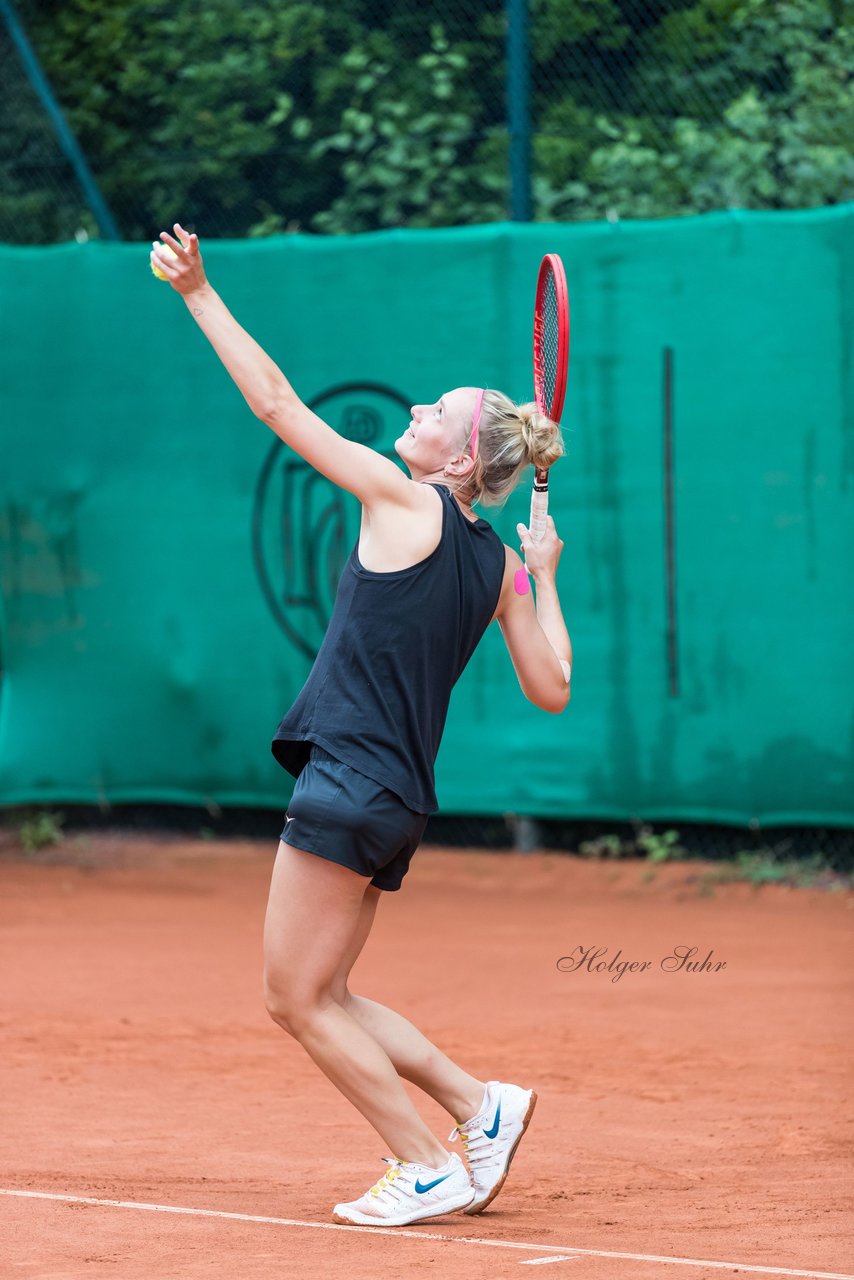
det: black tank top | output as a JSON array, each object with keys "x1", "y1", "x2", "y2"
[{"x1": 271, "y1": 483, "x2": 506, "y2": 813}]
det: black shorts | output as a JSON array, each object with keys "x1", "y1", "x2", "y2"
[{"x1": 279, "y1": 743, "x2": 429, "y2": 892}]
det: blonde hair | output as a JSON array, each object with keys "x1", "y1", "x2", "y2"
[{"x1": 461, "y1": 389, "x2": 565, "y2": 508}]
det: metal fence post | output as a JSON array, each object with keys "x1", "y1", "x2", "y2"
[{"x1": 506, "y1": 0, "x2": 532, "y2": 222}]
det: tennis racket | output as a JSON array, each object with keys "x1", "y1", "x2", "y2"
[{"x1": 530, "y1": 253, "x2": 570, "y2": 542}]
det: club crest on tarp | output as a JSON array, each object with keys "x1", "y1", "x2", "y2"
[{"x1": 252, "y1": 383, "x2": 411, "y2": 660}]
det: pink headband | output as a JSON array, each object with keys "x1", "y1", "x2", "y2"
[{"x1": 470, "y1": 388, "x2": 484, "y2": 461}]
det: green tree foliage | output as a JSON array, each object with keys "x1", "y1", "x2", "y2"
[
  {"x1": 1, "y1": 0, "x2": 851, "y2": 241},
  {"x1": 6, "y1": 0, "x2": 371, "y2": 238},
  {"x1": 309, "y1": 27, "x2": 506, "y2": 232},
  {"x1": 535, "y1": 0, "x2": 854, "y2": 218}
]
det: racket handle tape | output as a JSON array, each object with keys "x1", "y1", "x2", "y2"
[{"x1": 529, "y1": 468, "x2": 550, "y2": 543}]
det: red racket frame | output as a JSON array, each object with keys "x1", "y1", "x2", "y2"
[
  {"x1": 529, "y1": 253, "x2": 570, "y2": 545},
  {"x1": 533, "y1": 253, "x2": 570, "y2": 424}
]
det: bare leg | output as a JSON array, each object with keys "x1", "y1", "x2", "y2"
[
  {"x1": 263, "y1": 841, "x2": 448, "y2": 1168},
  {"x1": 346, "y1": 995, "x2": 487, "y2": 1125},
  {"x1": 329, "y1": 887, "x2": 486, "y2": 1125}
]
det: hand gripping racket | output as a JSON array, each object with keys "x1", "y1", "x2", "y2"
[{"x1": 530, "y1": 253, "x2": 570, "y2": 542}]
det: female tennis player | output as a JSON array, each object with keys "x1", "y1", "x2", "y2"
[{"x1": 152, "y1": 225, "x2": 573, "y2": 1227}]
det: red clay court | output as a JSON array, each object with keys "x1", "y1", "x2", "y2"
[{"x1": 2, "y1": 835, "x2": 852, "y2": 1279}]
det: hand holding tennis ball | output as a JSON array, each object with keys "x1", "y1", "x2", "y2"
[
  {"x1": 150, "y1": 242, "x2": 177, "y2": 280},
  {"x1": 149, "y1": 224, "x2": 207, "y2": 294}
]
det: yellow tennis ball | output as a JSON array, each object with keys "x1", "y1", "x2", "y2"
[{"x1": 150, "y1": 242, "x2": 178, "y2": 281}]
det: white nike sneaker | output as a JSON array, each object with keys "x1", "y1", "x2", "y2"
[
  {"x1": 331, "y1": 1150, "x2": 475, "y2": 1226},
  {"x1": 448, "y1": 1080, "x2": 537, "y2": 1214}
]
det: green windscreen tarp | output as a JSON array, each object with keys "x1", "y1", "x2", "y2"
[{"x1": 1, "y1": 208, "x2": 852, "y2": 824}]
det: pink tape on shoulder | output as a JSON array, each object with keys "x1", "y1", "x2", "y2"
[{"x1": 514, "y1": 567, "x2": 531, "y2": 596}]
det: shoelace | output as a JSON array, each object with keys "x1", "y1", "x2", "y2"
[
  {"x1": 369, "y1": 1156, "x2": 405, "y2": 1198},
  {"x1": 449, "y1": 1121, "x2": 495, "y2": 1168}
]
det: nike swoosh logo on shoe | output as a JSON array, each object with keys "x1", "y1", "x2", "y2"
[
  {"x1": 483, "y1": 1098, "x2": 501, "y2": 1139},
  {"x1": 414, "y1": 1172, "x2": 454, "y2": 1194}
]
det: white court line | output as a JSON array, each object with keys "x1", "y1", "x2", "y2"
[
  {"x1": 1, "y1": 1189, "x2": 852, "y2": 1280},
  {"x1": 519, "y1": 1257, "x2": 578, "y2": 1266}
]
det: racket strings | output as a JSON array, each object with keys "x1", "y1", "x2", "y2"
[{"x1": 534, "y1": 272, "x2": 561, "y2": 417}]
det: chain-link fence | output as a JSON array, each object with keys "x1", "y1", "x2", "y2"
[
  {"x1": 0, "y1": 5, "x2": 88, "y2": 242},
  {"x1": 2, "y1": 0, "x2": 852, "y2": 243}
]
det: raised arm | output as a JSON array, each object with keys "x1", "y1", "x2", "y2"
[
  {"x1": 151, "y1": 224, "x2": 416, "y2": 510},
  {"x1": 494, "y1": 516, "x2": 572, "y2": 715}
]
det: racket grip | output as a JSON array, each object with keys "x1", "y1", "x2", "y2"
[{"x1": 529, "y1": 470, "x2": 549, "y2": 543}]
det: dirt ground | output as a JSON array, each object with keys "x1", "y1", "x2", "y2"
[{"x1": 1, "y1": 833, "x2": 852, "y2": 1280}]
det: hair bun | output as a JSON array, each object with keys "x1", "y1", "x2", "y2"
[
  {"x1": 519, "y1": 402, "x2": 565, "y2": 471},
  {"x1": 469, "y1": 387, "x2": 566, "y2": 508}
]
